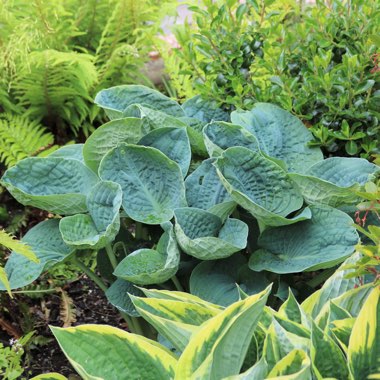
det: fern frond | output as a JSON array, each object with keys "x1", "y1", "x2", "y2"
[
  {"x1": 0, "y1": 229, "x2": 38, "y2": 263},
  {"x1": 59, "y1": 288, "x2": 77, "y2": 327},
  {"x1": 0, "y1": 266, "x2": 11, "y2": 295},
  {"x1": 0, "y1": 113, "x2": 54, "y2": 167}
]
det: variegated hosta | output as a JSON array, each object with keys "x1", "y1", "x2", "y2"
[{"x1": 0, "y1": 85, "x2": 378, "y2": 326}]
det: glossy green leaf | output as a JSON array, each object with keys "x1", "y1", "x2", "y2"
[
  {"x1": 83, "y1": 118, "x2": 146, "y2": 172},
  {"x1": 249, "y1": 205, "x2": 359, "y2": 274},
  {"x1": 190, "y1": 254, "x2": 269, "y2": 306},
  {"x1": 49, "y1": 144, "x2": 84, "y2": 162},
  {"x1": 289, "y1": 157, "x2": 380, "y2": 207},
  {"x1": 267, "y1": 349, "x2": 311, "y2": 379},
  {"x1": 59, "y1": 181, "x2": 122, "y2": 249},
  {"x1": 51, "y1": 324, "x2": 177, "y2": 380},
  {"x1": 99, "y1": 144, "x2": 186, "y2": 224},
  {"x1": 1, "y1": 157, "x2": 99, "y2": 214},
  {"x1": 94, "y1": 85, "x2": 184, "y2": 119},
  {"x1": 214, "y1": 147, "x2": 309, "y2": 227},
  {"x1": 175, "y1": 287, "x2": 271, "y2": 379},
  {"x1": 0, "y1": 220, "x2": 74, "y2": 290},
  {"x1": 231, "y1": 103, "x2": 323, "y2": 173},
  {"x1": 174, "y1": 207, "x2": 248, "y2": 260},
  {"x1": 182, "y1": 95, "x2": 229, "y2": 122}
]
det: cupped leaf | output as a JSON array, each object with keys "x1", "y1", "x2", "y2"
[
  {"x1": 59, "y1": 181, "x2": 122, "y2": 250},
  {"x1": 114, "y1": 224, "x2": 180, "y2": 285},
  {"x1": 1, "y1": 157, "x2": 99, "y2": 214},
  {"x1": 348, "y1": 286, "x2": 380, "y2": 379},
  {"x1": 203, "y1": 121, "x2": 259, "y2": 157},
  {"x1": 138, "y1": 127, "x2": 191, "y2": 176},
  {"x1": 49, "y1": 144, "x2": 84, "y2": 162},
  {"x1": 51, "y1": 324, "x2": 177, "y2": 380},
  {"x1": 289, "y1": 157, "x2": 380, "y2": 207},
  {"x1": 214, "y1": 147, "x2": 308, "y2": 227},
  {"x1": 179, "y1": 116, "x2": 208, "y2": 157},
  {"x1": 0, "y1": 220, "x2": 74, "y2": 290},
  {"x1": 99, "y1": 144, "x2": 186, "y2": 224},
  {"x1": 83, "y1": 117, "x2": 146, "y2": 172},
  {"x1": 249, "y1": 205, "x2": 359, "y2": 274},
  {"x1": 174, "y1": 207, "x2": 248, "y2": 260},
  {"x1": 231, "y1": 103, "x2": 323, "y2": 173},
  {"x1": 94, "y1": 85, "x2": 184, "y2": 119},
  {"x1": 190, "y1": 254, "x2": 269, "y2": 306},
  {"x1": 267, "y1": 349, "x2": 311, "y2": 379},
  {"x1": 175, "y1": 287, "x2": 271, "y2": 380}
]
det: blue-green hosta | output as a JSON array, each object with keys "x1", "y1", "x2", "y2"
[{"x1": 1, "y1": 84, "x2": 379, "y2": 320}]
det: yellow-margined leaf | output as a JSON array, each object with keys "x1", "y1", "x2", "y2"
[{"x1": 267, "y1": 349, "x2": 311, "y2": 379}]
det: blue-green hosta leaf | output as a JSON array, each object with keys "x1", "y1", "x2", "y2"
[
  {"x1": 105, "y1": 279, "x2": 144, "y2": 317},
  {"x1": 185, "y1": 158, "x2": 232, "y2": 210},
  {"x1": 49, "y1": 144, "x2": 84, "y2": 162},
  {"x1": 99, "y1": 144, "x2": 186, "y2": 224},
  {"x1": 289, "y1": 157, "x2": 380, "y2": 207},
  {"x1": 113, "y1": 224, "x2": 180, "y2": 285},
  {"x1": 267, "y1": 349, "x2": 311, "y2": 379},
  {"x1": 214, "y1": 147, "x2": 309, "y2": 227},
  {"x1": 179, "y1": 116, "x2": 208, "y2": 157},
  {"x1": 190, "y1": 254, "x2": 269, "y2": 307},
  {"x1": 1, "y1": 157, "x2": 99, "y2": 214},
  {"x1": 203, "y1": 121, "x2": 260, "y2": 157},
  {"x1": 174, "y1": 207, "x2": 248, "y2": 260},
  {"x1": 175, "y1": 287, "x2": 271, "y2": 380},
  {"x1": 249, "y1": 205, "x2": 359, "y2": 274},
  {"x1": 231, "y1": 103, "x2": 323, "y2": 173},
  {"x1": 59, "y1": 181, "x2": 122, "y2": 250},
  {"x1": 83, "y1": 118, "x2": 146, "y2": 172},
  {"x1": 182, "y1": 95, "x2": 230, "y2": 123},
  {"x1": 138, "y1": 127, "x2": 191, "y2": 176},
  {"x1": 94, "y1": 85, "x2": 184, "y2": 119},
  {"x1": 0, "y1": 220, "x2": 74, "y2": 290},
  {"x1": 51, "y1": 324, "x2": 177, "y2": 380},
  {"x1": 348, "y1": 286, "x2": 380, "y2": 379}
]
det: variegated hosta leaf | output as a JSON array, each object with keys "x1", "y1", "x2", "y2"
[
  {"x1": 249, "y1": 204, "x2": 359, "y2": 274},
  {"x1": 314, "y1": 301, "x2": 351, "y2": 332},
  {"x1": 182, "y1": 95, "x2": 230, "y2": 123},
  {"x1": 51, "y1": 324, "x2": 177, "y2": 380},
  {"x1": 113, "y1": 224, "x2": 180, "y2": 285},
  {"x1": 230, "y1": 103, "x2": 323, "y2": 173},
  {"x1": 214, "y1": 147, "x2": 310, "y2": 227},
  {"x1": 99, "y1": 144, "x2": 186, "y2": 224},
  {"x1": 49, "y1": 144, "x2": 84, "y2": 162},
  {"x1": 203, "y1": 121, "x2": 260, "y2": 158},
  {"x1": 138, "y1": 127, "x2": 191, "y2": 176},
  {"x1": 190, "y1": 254, "x2": 269, "y2": 306},
  {"x1": 348, "y1": 286, "x2": 380, "y2": 379},
  {"x1": 59, "y1": 181, "x2": 122, "y2": 250},
  {"x1": 1, "y1": 157, "x2": 99, "y2": 214},
  {"x1": 94, "y1": 84, "x2": 184, "y2": 119},
  {"x1": 331, "y1": 318, "x2": 356, "y2": 353},
  {"x1": 174, "y1": 207, "x2": 248, "y2": 260},
  {"x1": 175, "y1": 286, "x2": 271, "y2": 380},
  {"x1": 277, "y1": 290, "x2": 310, "y2": 329},
  {"x1": 0, "y1": 220, "x2": 74, "y2": 290},
  {"x1": 224, "y1": 357, "x2": 268, "y2": 380},
  {"x1": 83, "y1": 118, "x2": 146, "y2": 172},
  {"x1": 185, "y1": 158, "x2": 233, "y2": 211},
  {"x1": 289, "y1": 157, "x2": 380, "y2": 207}
]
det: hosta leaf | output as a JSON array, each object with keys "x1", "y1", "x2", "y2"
[
  {"x1": 185, "y1": 158, "x2": 232, "y2": 210},
  {"x1": 289, "y1": 157, "x2": 380, "y2": 207},
  {"x1": 83, "y1": 118, "x2": 146, "y2": 172},
  {"x1": 59, "y1": 181, "x2": 122, "y2": 249},
  {"x1": 0, "y1": 220, "x2": 74, "y2": 290},
  {"x1": 51, "y1": 324, "x2": 177, "y2": 380},
  {"x1": 249, "y1": 205, "x2": 359, "y2": 274},
  {"x1": 214, "y1": 147, "x2": 309, "y2": 227},
  {"x1": 182, "y1": 95, "x2": 230, "y2": 123},
  {"x1": 348, "y1": 286, "x2": 380, "y2": 378},
  {"x1": 179, "y1": 116, "x2": 208, "y2": 157},
  {"x1": 277, "y1": 290, "x2": 310, "y2": 329},
  {"x1": 30, "y1": 373, "x2": 68, "y2": 380},
  {"x1": 174, "y1": 207, "x2": 248, "y2": 260},
  {"x1": 331, "y1": 317, "x2": 356, "y2": 353},
  {"x1": 99, "y1": 144, "x2": 186, "y2": 224},
  {"x1": 94, "y1": 85, "x2": 184, "y2": 119},
  {"x1": 175, "y1": 287, "x2": 271, "y2": 379},
  {"x1": 203, "y1": 121, "x2": 260, "y2": 157},
  {"x1": 105, "y1": 279, "x2": 144, "y2": 317},
  {"x1": 190, "y1": 254, "x2": 269, "y2": 306},
  {"x1": 231, "y1": 103, "x2": 323, "y2": 173},
  {"x1": 267, "y1": 349, "x2": 311, "y2": 379},
  {"x1": 1, "y1": 157, "x2": 99, "y2": 214},
  {"x1": 114, "y1": 224, "x2": 180, "y2": 285},
  {"x1": 138, "y1": 127, "x2": 191, "y2": 176},
  {"x1": 49, "y1": 144, "x2": 84, "y2": 162},
  {"x1": 224, "y1": 357, "x2": 268, "y2": 380},
  {"x1": 315, "y1": 301, "x2": 351, "y2": 332}
]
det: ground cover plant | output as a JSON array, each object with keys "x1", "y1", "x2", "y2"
[{"x1": 0, "y1": 85, "x2": 379, "y2": 378}]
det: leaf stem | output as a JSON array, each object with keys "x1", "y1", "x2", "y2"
[
  {"x1": 120, "y1": 311, "x2": 144, "y2": 335},
  {"x1": 171, "y1": 275, "x2": 184, "y2": 292},
  {"x1": 105, "y1": 243, "x2": 118, "y2": 270}
]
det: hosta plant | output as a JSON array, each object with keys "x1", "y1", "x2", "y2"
[{"x1": 1, "y1": 85, "x2": 379, "y2": 335}]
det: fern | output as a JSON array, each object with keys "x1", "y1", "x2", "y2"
[
  {"x1": 0, "y1": 113, "x2": 54, "y2": 167},
  {"x1": 59, "y1": 288, "x2": 77, "y2": 327}
]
